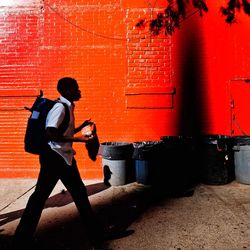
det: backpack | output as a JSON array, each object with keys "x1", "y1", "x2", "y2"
[{"x1": 24, "y1": 90, "x2": 70, "y2": 155}]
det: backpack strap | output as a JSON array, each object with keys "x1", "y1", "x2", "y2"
[{"x1": 57, "y1": 102, "x2": 70, "y2": 135}]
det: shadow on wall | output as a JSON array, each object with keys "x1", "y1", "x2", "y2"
[
  {"x1": 177, "y1": 20, "x2": 207, "y2": 138},
  {"x1": 173, "y1": 18, "x2": 208, "y2": 187}
]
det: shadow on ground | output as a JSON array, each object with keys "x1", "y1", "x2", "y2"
[
  {"x1": 0, "y1": 182, "x2": 108, "y2": 227},
  {"x1": 0, "y1": 181, "x2": 182, "y2": 250}
]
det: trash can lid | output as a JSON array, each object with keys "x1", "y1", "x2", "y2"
[
  {"x1": 160, "y1": 135, "x2": 193, "y2": 145},
  {"x1": 98, "y1": 142, "x2": 133, "y2": 160},
  {"x1": 233, "y1": 136, "x2": 250, "y2": 145},
  {"x1": 200, "y1": 134, "x2": 232, "y2": 144},
  {"x1": 132, "y1": 141, "x2": 163, "y2": 159},
  {"x1": 133, "y1": 140, "x2": 163, "y2": 148},
  {"x1": 160, "y1": 135, "x2": 187, "y2": 140},
  {"x1": 100, "y1": 142, "x2": 132, "y2": 147}
]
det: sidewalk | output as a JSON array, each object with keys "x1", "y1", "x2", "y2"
[{"x1": 0, "y1": 179, "x2": 250, "y2": 250}]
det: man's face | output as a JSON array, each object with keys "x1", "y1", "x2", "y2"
[
  {"x1": 72, "y1": 84, "x2": 81, "y2": 101},
  {"x1": 66, "y1": 83, "x2": 81, "y2": 102}
]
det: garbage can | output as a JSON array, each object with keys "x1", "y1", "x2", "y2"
[
  {"x1": 199, "y1": 135, "x2": 235, "y2": 185},
  {"x1": 158, "y1": 136, "x2": 197, "y2": 196},
  {"x1": 132, "y1": 141, "x2": 163, "y2": 185},
  {"x1": 98, "y1": 142, "x2": 134, "y2": 186},
  {"x1": 233, "y1": 136, "x2": 250, "y2": 184}
]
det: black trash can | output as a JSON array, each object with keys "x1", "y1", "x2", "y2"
[
  {"x1": 98, "y1": 142, "x2": 134, "y2": 186},
  {"x1": 233, "y1": 136, "x2": 250, "y2": 184},
  {"x1": 132, "y1": 141, "x2": 163, "y2": 185},
  {"x1": 198, "y1": 135, "x2": 235, "y2": 185},
  {"x1": 158, "y1": 136, "x2": 197, "y2": 196}
]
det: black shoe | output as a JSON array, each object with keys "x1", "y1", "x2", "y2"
[
  {"x1": 11, "y1": 235, "x2": 39, "y2": 250},
  {"x1": 11, "y1": 239, "x2": 32, "y2": 250}
]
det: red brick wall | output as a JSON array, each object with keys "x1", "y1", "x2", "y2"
[
  {"x1": 0, "y1": 0, "x2": 43, "y2": 178},
  {"x1": 1, "y1": 0, "x2": 250, "y2": 178}
]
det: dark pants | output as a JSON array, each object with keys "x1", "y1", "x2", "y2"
[{"x1": 13, "y1": 147, "x2": 102, "y2": 245}]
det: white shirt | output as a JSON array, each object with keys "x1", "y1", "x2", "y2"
[{"x1": 46, "y1": 96, "x2": 75, "y2": 166}]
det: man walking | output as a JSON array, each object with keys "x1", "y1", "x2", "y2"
[{"x1": 12, "y1": 77, "x2": 105, "y2": 249}]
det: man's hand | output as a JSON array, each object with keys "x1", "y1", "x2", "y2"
[
  {"x1": 74, "y1": 118, "x2": 94, "y2": 134},
  {"x1": 81, "y1": 119, "x2": 93, "y2": 129},
  {"x1": 76, "y1": 134, "x2": 96, "y2": 143}
]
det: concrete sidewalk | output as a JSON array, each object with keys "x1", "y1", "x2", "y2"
[{"x1": 0, "y1": 179, "x2": 250, "y2": 250}]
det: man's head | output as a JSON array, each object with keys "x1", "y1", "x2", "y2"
[{"x1": 57, "y1": 77, "x2": 81, "y2": 102}]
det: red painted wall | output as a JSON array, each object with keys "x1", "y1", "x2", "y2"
[{"x1": 0, "y1": 0, "x2": 250, "y2": 179}]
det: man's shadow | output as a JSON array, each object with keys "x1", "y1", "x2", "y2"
[
  {"x1": 0, "y1": 181, "x2": 158, "y2": 250},
  {"x1": 0, "y1": 182, "x2": 108, "y2": 227},
  {"x1": 0, "y1": 182, "x2": 109, "y2": 249}
]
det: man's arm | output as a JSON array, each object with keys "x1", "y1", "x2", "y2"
[{"x1": 46, "y1": 127, "x2": 95, "y2": 143}]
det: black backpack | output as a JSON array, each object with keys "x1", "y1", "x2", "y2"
[{"x1": 24, "y1": 91, "x2": 70, "y2": 155}]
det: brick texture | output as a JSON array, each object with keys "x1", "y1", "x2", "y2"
[{"x1": 1, "y1": 0, "x2": 250, "y2": 178}]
